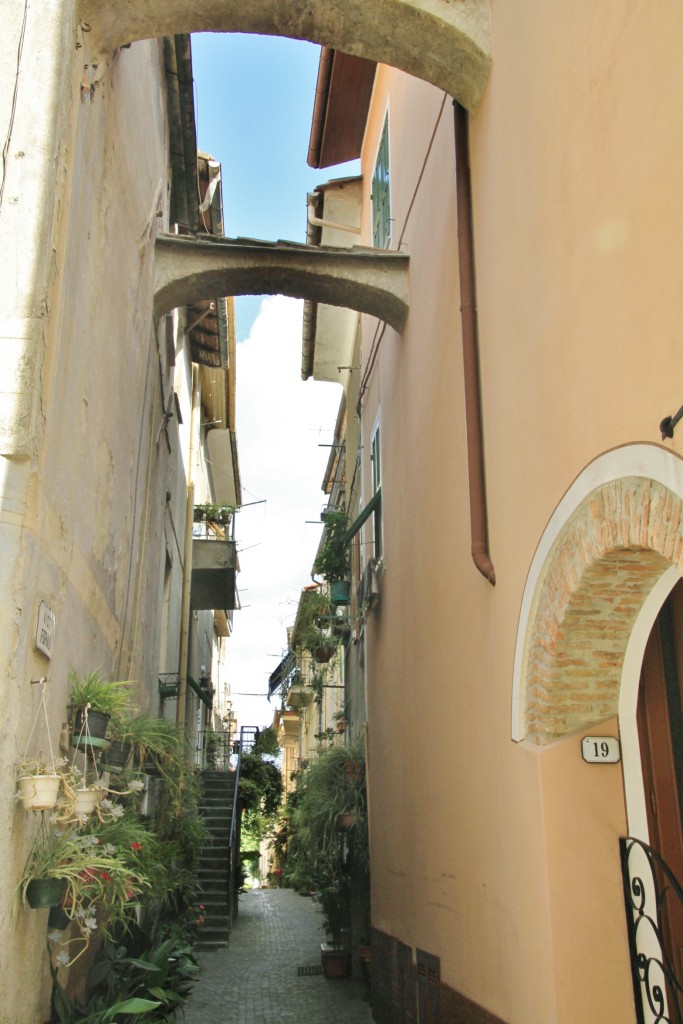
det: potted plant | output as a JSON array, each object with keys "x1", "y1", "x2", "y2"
[
  {"x1": 193, "y1": 502, "x2": 236, "y2": 525},
  {"x1": 283, "y1": 737, "x2": 369, "y2": 977},
  {"x1": 313, "y1": 510, "x2": 351, "y2": 606},
  {"x1": 16, "y1": 756, "x2": 64, "y2": 811},
  {"x1": 54, "y1": 764, "x2": 105, "y2": 822},
  {"x1": 125, "y1": 713, "x2": 183, "y2": 775},
  {"x1": 319, "y1": 880, "x2": 352, "y2": 978},
  {"x1": 15, "y1": 820, "x2": 147, "y2": 928},
  {"x1": 69, "y1": 672, "x2": 134, "y2": 749}
]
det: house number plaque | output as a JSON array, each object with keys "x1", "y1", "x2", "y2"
[
  {"x1": 35, "y1": 601, "x2": 56, "y2": 659},
  {"x1": 581, "y1": 736, "x2": 620, "y2": 764}
]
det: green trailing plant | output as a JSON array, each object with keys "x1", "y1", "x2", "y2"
[
  {"x1": 239, "y1": 753, "x2": 282, "y2": 818},
  {"x1": 251, "y1": 726, "x2": 280, "y2": 758},
  {"x1": 15, "y1": 818, "x2": 149, "y2": 965},
  {"x1": 292, "y1": 590, "x2": 341, "y2": 663},
  {"x1": 282, "y1": 738, "x2": 369, "y2": 915},
  {"x1": 68, "y1": 673, "x2": 134, "y2": 724},
  {"x1": 313, "y1": 510, "x2": 350, "y2": 583}
]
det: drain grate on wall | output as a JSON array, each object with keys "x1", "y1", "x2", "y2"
[{"x1": 297, "y1": 964, "x2": 323, "y2": 977}]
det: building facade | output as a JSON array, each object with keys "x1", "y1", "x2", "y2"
[
  {"x1": 304, "y1": 7, "x2": 683, "y2": 1022},
  {"x1": 0, "y1": 14, "x2": 239, "y2": 1018}
]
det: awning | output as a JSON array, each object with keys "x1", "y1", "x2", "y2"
[
  {"x1": 268, "y1": 651, "x2": 297, "y2": 698},
  {"x1": 187, "y1": 674, "x2": 213, "y2": 709}
]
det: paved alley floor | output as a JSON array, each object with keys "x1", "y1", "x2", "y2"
[{"x1": 183, "y1": 888, "x2": 374, "y2": 1024}]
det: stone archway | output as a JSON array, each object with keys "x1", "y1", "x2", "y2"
[
  {"x1": 153, "y1": 234, "x2": 410, "y2": 330},
  {"x1": 78, "y1": 0, "x2": 492, "y2": 112},
  {"x1": 512, "y1": 447, "x2": 683, "y2": 745}
]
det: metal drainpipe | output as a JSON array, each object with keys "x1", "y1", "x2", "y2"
[
  {"x1": 454, "y1": 101, "x2": 496, "y2": 585},
  {"x1": 177, "y1": 363, "x2": 200, "y2": 725}
]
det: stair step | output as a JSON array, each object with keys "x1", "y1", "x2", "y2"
[{"x1": 197, "y1": 927, "x2": 231, "y2": 941}]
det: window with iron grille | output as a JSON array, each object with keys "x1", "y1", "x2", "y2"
[{"x1": 372, "y1": 115, "x2": 391, "y2": 248}]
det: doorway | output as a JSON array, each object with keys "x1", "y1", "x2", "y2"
[{"x1": 637, "y1": 577, "x2": 683, "y2": 981}]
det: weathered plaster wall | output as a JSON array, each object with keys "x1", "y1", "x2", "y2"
[{"x1": 0, "y1": 17, "x2": 176, "y2": 1017}]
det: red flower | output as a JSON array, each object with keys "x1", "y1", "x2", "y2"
[
  {"x1": 100, "y1": 872, "x2": 111, "y2": 882},
  {"x1": 130, "y1": 842, "x2": 143, "y2": 851}
]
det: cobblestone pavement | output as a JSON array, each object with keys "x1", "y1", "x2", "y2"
[{"x1": 183, "y1": 888, "x2": 374, "y2": 1024}]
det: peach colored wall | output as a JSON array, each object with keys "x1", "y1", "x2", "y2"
[{"x1": 355, "y1": 2, "x2": 683, "y2": 1020}]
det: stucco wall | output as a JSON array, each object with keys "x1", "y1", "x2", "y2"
[
  {"x1": 0, "y1": 15, "x2": 176, "y2": 1018},
  {"x1": 356, "y1": 1, "x2": 683, "y2": 1016}
]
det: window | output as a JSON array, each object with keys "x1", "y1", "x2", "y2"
[
  {"x1": 370, "y1": 421, "x2": 382, "y2": 559},
  {"x1": 371, "y1": 116, "x2": 391, "y2": 249}
]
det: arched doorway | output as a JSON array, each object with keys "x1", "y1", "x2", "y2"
[
  {"x1": 512, "y1": 444, "x2": 683, "y2": 1021},
  {"x1": 636, "y1": 579, "x2": 683, "y2": 990}
]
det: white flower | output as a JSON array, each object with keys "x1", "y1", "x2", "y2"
[
  {"x1": 83, "y1": 916, "x2": 97, "y2": 931},
  {"x1": 104, "y1": 843, "x2": 116, "y2": 855},
  {"x1": 109, "y1": 804, "x2": 124, "y2": 818},
  {"x1": 55, "y1": 951, "x2": 71, "y2": 967},
  {"x1": 99, "y1": 799, "x2": 113, "y2": 811},
  {"x1": 47, "y1": 931, "x2": 62, "y2": 943},
  {"x1": 128, "y1": 779, "x2": 145, "y2": 792}
]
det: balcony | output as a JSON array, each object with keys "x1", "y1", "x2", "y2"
[{"x1": 190, "y1": 537, "x2": 237, "y2": 610}]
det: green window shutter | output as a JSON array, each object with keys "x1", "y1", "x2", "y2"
[{"x1": 372, "y1": 117, "x2": 391, "y2": 248}]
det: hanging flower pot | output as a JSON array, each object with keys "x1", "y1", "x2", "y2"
[
  {"x1": 330, "y1": 580, "x2": 351, "y2": 606},
  {"x1": 72, "y1": 787, "x2": 99, "y2": 817},
  {"x1": 312, "y1": 644, "x2": 337, "y2": 664},
  {"x1": 17, "y1": 774, "x2": 61, "y2": 811},
  {"x1": 337, "y1": 811, "x2": 356, "y2": 830},
  {"x1": 25, "y1": 877, "x2": 67, "y2": 910},
  {"x1": 99, "y1": 739, "x2": 132, "y2": 774},
  {"x1": 71, "y1": 707, "x2": 110, "y2": 749},
  {"x1": 47, "y1": 904, "x2": 71, "y2": 930}
]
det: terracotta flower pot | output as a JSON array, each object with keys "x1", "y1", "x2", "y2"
[{"x1": 17, "y1": 774, "x2": 61, "y2": 811}]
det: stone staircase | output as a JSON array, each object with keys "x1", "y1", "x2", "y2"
[{"x1": 196, "y1": 769, "x2": 236, "y2": 951}]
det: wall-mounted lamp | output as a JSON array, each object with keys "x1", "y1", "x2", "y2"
[{"x1": 660, "y1": 403, "x2": 683, "y2": 440}]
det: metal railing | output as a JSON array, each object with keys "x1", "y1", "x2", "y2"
[
  {"x1": 196, "y1": 729, "x2": 232, "y2": 769},
  {"x1": 231, "y1": 724, "x2": 260, "y2": 851},
  {"x1": 620, "y1": 836, "x2": 683, "y2": 1023}
]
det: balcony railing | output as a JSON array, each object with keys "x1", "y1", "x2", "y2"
[{"x1": 620, "y1": 836, "x2": 683, "y2": 1023}]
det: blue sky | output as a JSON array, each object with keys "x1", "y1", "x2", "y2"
[
  {"x1": 191, "y1": 33, "x2": 356, "y2": 726},
  {"x1": 192, "y1": 32, "x2": 359, "y2": 340}
]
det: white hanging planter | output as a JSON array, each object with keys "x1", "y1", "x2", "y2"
[
  {"x1": 72, "y1": 787, "x2": 99, "y2": 817},
  {"x1": 17, "y1": 774, "x2": 61, "y2": 811}
]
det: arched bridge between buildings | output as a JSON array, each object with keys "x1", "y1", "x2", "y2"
[
  {"x1": 154, "y1": 235, "x2": 410, "y2": 332},
  {"x1": 79, "y1": 0, "x2": 492, "y2": 112}
]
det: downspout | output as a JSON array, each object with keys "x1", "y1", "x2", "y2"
[
  {"x1": 454, "y1": 101, "x2": 496, "y2": 585},
  {"x1": 177, "y1": 363, "x2": 201, "y2": 725}
]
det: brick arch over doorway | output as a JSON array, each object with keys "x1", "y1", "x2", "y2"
[
  {"x1": 78, "y1": 0, "x2": 492, "y2": 112},
  {"x1": 515, "y1": 466, "x2": 683, "y2": 745}
]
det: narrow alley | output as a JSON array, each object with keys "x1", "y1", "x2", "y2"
[{"x1": 183, "y1": 888, "x2": 373, "y2": 1024}]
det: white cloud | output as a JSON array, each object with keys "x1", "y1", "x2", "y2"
[{"x1": 226, "y1": 295, "x2": 342, "y2": 727}]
